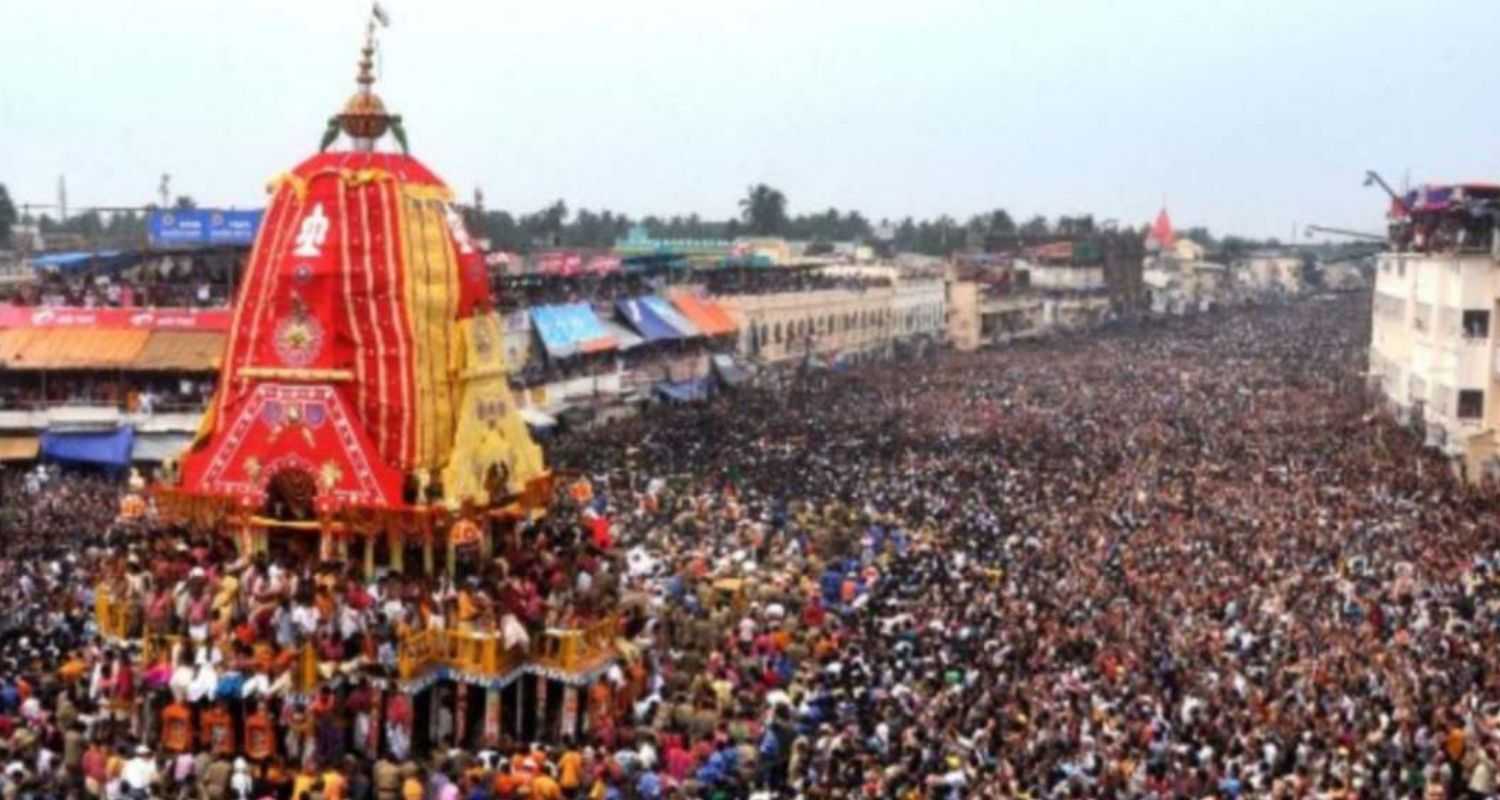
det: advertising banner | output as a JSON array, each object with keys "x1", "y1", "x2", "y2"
[
  {"x1": 0, "y1": 305, "x2": 233, "y2": 331},
  {"x1": 148, "y1": 209, "x2": 263, "y2": 248}
]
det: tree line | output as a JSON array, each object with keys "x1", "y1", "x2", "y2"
[
  {"x1": 461, "y1": 184, "x2": 1287, "y2": 258},
  {"x1": 0, "y1": 179, "x2": 1283, "y2": 259}
]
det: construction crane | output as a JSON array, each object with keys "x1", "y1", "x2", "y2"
[
  {"x1": 1305, "y1": 225, "x2": 1386, "y2": 242},
  {"x1": 1364, "y1": 170, "x2": 1408, "y2": 214}
]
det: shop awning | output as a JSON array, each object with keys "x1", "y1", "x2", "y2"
[
  {"x1": 28, "y1": 250, "x2": 131, "y2": 274},
  {"x1": 617, "y1": 295, "x2": 702, "y2": 342},
  {"x1": 131, "y1": 432, "x2": 194, "y2": 462},
  {"x1": 529, "y1": 304, "x2": 617, "y2": 359},
  {"x1": 519, "y1": 407, "x2": 558, "y2": 430},
  {"x1": 669, "y1": 291, "x2": 738, "y2": 336},
  {"x1": 600, "y1": 320, "x2": 646, "y2": 351},
  {"x1": 40, "y1": 427, "x2": 134, "y2": 468},
  {"x1": 0, "y1": 329, "x2": 46, "y2": 366},
  {"x1": 130, "y1": 331, "x2": 226, "y2": 371},
  {"x1": 655, "y1": 379, "x2": 710, "y2": 403},
  {"x1": 0, "y1": 435, "x2": 39, "y2": 462},
  {"x1": 6, "y1": 329, "x2": 151, "y2": 369},
  {"x1": 712, "y1": 354, "x2": 752, "y2": 387}
]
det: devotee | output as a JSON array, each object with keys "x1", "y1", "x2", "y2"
[{"x1": 6, "y1": 292, "x2": 1500, "y2": 799}]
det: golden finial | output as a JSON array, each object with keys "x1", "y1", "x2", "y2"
[
  {"x1": 356, "y1": 18, "x2": 377, "y2": 89},
  {"x1": 321, "y1": 3, "x2": 407, "y2": 153}
]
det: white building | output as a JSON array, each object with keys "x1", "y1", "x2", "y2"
[
  {"x1": 821, "y1": 264, "x2": 946, "y2": 343},
  {"x1": 1369, "y1": 250, "x2": 1500, "y2": 478},
  {"x1": 890, "y1": 273, "x2": 946, "y2": 344},
  {"x1": 1239, "y1": 254, "x2": 1305, "y2": 295},
  {"x1": 1321, "y1": 259, "x2": 1370, "y2": 291}
]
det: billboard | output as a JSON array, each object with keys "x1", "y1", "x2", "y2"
[{"x1": 148, "y1": 209, "x2": 263, "y2": 248}]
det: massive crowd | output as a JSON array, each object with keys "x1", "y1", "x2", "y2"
[
  {"x1": 5, "y1": 258, "x2": 238, "y2": 310},
  {"x1": 2, "y1": 293, "x2": 1499, "y2": 799}
]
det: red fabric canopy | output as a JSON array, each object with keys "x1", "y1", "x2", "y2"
[{"x1": 182, "y1": 382, "x2": 402, "y2": 508}]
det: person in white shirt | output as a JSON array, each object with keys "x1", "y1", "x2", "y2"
[
  {"x1": 637, "y1": 738, "x2": 658, "y2": 770},
  {"x1": 230, "y1": 758, "x2": 255, "y2": 799},
  {"x1": 121, "y1": 747, "x2": 159, "y2": 794},
  {"x1": 291, "y1": 600, "x2": 320, "y2": 637}
]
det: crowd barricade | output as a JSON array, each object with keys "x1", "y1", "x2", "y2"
[
  {"x1": 537, "y1": 615, "x2": 620, "y2": 672},
  {"x1": 398, "y1": 629, "x2": 443, "y2": 681}
]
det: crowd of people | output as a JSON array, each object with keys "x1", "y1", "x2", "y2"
[
  {"x1": 0, "y1": 376, "x2": 216, "y2": 413},
  {"x1": 2, "y1": 292, "x2": 1500, "y2": 799},
  {"x1": 4, "y1": 257, "x2": 239, "y2": 310}
]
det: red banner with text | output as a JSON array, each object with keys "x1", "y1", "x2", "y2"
[{"x1": 0, "y1": 305, "x2": 232, "y2": 331}]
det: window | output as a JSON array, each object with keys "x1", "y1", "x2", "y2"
[
  {"x1": 773, "y1": 322, "x2": 782, "y2": 343},
  {"x1": 1459, "y1": 390, "x2": 1485, "y2": 420},
  {"x1": 1464, "y1": 310, "x2": 1490, "y2": 339},
  {"x1": 1413, "y1": 302, "x2": 1432, "y2": 333}
]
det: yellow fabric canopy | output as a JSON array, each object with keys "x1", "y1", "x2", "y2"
[
  {"x1": 5, "y1": 329, "x2": 151, "y2": 369},
  {"x1": 130, "y1": 331, "x2": 227, "y2": 371},
  {"x1": 0, "y1": 329, "x2": 46, "y2": 366},
  {"x1": 0, "y1": 436, "x2": 39, "y2": 461}
]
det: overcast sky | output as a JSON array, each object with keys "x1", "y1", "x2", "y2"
[{"x1": 3, "y1": 0, "x2": 1498, "y2": 240}]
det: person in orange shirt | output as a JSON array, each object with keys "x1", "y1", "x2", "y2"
[
  {"x1": 403, "y1": 773, "x2": 425, "y2": 800},
  {"x1": 492, "y1": 767, "x2": 523, "y2": 798},
  {"x1": 557, "y1": 742, "x2": 584, "y2": 796},
  {"x1": 291, "y1": 763, "x2": 318, "y2": 800},
  {"x1": 57, "y1": 652, "x2": 87, "y2": 684},
  {"x1": 457, "y1": 589, "x2": 478, "y2": 629},
  {"x1": 530, "y1": 771, "x2": 563, "y2": 800},
  {"x1": 322, "y1": 766, "x2": 348, "y2": 800},
  {"x1": 1446, "y1": 725, "x2": 1466, "y2": 762}
]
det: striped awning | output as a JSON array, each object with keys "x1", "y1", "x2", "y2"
[{"x1": 668, "y1": 291, "x2": 738, "y2": 336}]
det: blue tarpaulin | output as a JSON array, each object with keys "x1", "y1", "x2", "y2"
[
  {"x1": 529, "y1": 304, "x2": 616, "y2": 359},
  {"x1": 29, "y1": 250, "x2": 130, "y2": 273},
  {"x1": 617, "y1": 295, "x2": 702, "y2": 342},
  {"x1": 40, "y1": 427, "x2": 134, "y2": 469},
  {"x1": 655, "y1": 379, "x2": 710, "y2": 403},
  {"x1": 148, "y1": 209, "x2": 263, "y2": 248}
]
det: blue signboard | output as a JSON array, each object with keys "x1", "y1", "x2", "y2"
[{"x1": 148, "y1": 209, "x2": 263, "y2": 248}]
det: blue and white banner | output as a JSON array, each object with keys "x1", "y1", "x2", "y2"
[{"x1": 148, "y1": 209, "x2": 263, "y2": 248}]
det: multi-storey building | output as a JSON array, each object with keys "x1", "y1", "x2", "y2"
[
  {"x1": 723, "y1": 283, "x2": 896, "y2": 366},
  {"x1": 946, "y1": 262, "x2": 1044, "y2": 352},
  {"x1": 1369, "y1": 249, "x2": 1498, "y2": 477},
  {"x1": 723, "y1": 265, "x2": 945, "y2": 366}
]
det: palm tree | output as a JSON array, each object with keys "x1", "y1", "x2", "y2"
[{"x1": 738, "y1": 184, "x2": 788, "y2": 236}]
